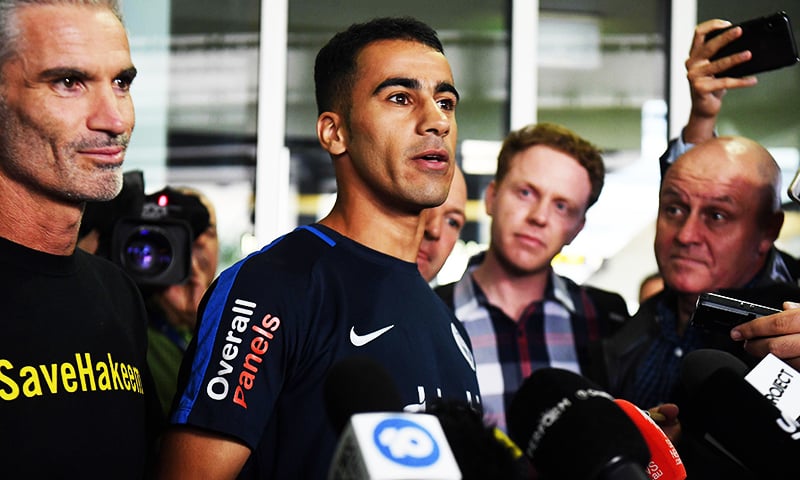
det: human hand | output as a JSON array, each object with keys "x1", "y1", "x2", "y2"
[
  {"x1": 646, "y1": 403, "x2": 681, "y2": 444},
  {"x1": 683, "y1": 19, "x2": 758, "y2": 144},
  {"x1": 731, "y1": 301, "x2": 800, "y2": 370}
]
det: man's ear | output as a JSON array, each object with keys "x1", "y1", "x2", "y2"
[
  {"x1": 484, "y1": 180, "x2": 497, "y2": 217},
  {"x1": 317, "y1": 112, "x2": 347, "y2": 156},
  {"x1": 564, "y1": 215, "x2": 586, "y2": 246},
  {"x1": 759, "y1": 210, "x2": 784, "y2": 255}
]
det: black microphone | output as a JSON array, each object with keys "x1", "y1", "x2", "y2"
[
  {"x1": 323, "y1": 355, "x2": 404, "y2": 435},
  {"x1": 679, "y1": 349, "x2": 800, "y2": 480},
  {"x1": 506, "y1": 368, "x2": 651, "y2": 480}
]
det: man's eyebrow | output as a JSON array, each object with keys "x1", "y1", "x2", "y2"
[
  {"x1": 373, "y1": 77, "x2": 460, "y2": 101},
  {"x1": 449, "y1": 207, "x2": 466, "y2": 217},
  {"x1": 436, "y1": 81, "x2": 460, "y2": 102},
  {"x1": 119, "y1": 66, "x2": 138, "y2": 81},
  {"x1": 37, "y1": 66, "x2": 138, "y2": 83},
  {"x1": 373, "y1": 77, "x2": 419, "y2": 96},
  {"x1": 38, "y1": 67, "x2": 90, "y2": 81}
]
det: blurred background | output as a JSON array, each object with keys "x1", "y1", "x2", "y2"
[{"x1": 121, "y1": 0, "x2": 800, "y2": 312}]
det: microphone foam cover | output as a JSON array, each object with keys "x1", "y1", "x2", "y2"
[
  {"x1": 679, "y1": 349, "x2": 748, "y2": 393},
  {"x1": 614, "y1": 399, "x2": 687, "y2": 480},
  {"x1": 323, "y1": 355, "x2": 403, "y2": 435},
  {"x1": 679, "y1": 350, "x2": 799, "y2": 480},
  {"x1": 507, "y1": 368, "x2": 650, "y2": 480}
]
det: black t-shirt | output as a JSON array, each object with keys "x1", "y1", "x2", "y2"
[
  {"x1": 0, "y1": 236, "x2": 150, "y2": 479},
  {"x1": 170, "y1": 224, "x2": 481, "y2": 479}
]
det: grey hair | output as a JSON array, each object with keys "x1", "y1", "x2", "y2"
[{"x1": 0, "y1": 0, "x2": 123, "y2": 76}]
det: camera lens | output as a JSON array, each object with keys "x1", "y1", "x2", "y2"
[{"x1": 122, "y1": 226, "x2": 174, "y2": 275}]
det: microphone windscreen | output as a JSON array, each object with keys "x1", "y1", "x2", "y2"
[
  {"x1": 507, "y1": 368, "x2": 651, "y2": 480},
  {"x1": 679, "y1": 349, "x2": 800, "y2": 480},
  {"x1": 679, "y1": 349, "x2": 748, "y2": 392},
  {"x1": 426, "y1": 399, "x2": 530, "y2": 480},
  {"x1": 614, "y1": 399, "x2": 686, "y2": 480},
  {"x1": 323, "y1": 356, "x2": 403, "y2": 435}
]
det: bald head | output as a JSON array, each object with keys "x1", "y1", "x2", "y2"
[
  {"x1": 669, "y1": 136, "x2": 782, "y2": 217},
  {"x1": 656, "y1": 135, "x2": 784, "y2": 297}
]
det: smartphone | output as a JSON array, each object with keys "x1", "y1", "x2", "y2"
[
  {"x1": 789, "y1": 168, "x2": 800, "y2": 204},
  {"x1": 705, "y1": 11, "x2": 799, "y2": 78},
  {"x1": 690, "y1": 292, "x2": 780, "y2": 333}
]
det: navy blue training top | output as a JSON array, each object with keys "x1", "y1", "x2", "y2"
[{"x1": 170, "y1": 224, "x2": 480, "y2": 478}]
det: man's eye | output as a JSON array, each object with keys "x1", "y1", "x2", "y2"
[
  {"x1": 437, "y1": 98, "x2": 456, "y2": 111},
  {"x1": 58, "y1": 77, "x2": 79, "y2": 89},
  {"x1": 662, "y1": 205, "x2": 682, "y2": 217},
  {"x1": 114, "y1": 78, "x2": 132, "y2": 91},
  {"x1": 389, "y1": 93, "x2": 410, "y2": 105},
  {"x1": 709, "y1": 211, "x2": 727, "y2": 222},
  {"x1": 446, "y1": 217, "x2": 464, "y2": 230}
]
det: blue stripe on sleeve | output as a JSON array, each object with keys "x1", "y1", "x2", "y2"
[
  {"x1": 171, "y1": 235, "x2": 287, "y2": 423},
  {"x1": 299, "y1": 224, "x2": 336, "y2": 246},
  {"x1": 170, "y1": 227, "x2": 335, "y2": 422}
]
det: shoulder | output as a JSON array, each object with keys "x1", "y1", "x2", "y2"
[
  {"x1": 582, "y1": 285, "x2": 630, "y2": 317},
  {"x1": 76, "y1": 248, "x2": 141, "y2": 295},
  {"x1": 604, "y1": 292, "x2": 662, "y2": 352},
  {"x1": 717, "y1": 282, "x2": 800, "y2": 309},
  {"x1": 597, "y1": 293, "x2": 664, "y2": 392},
  {"x1": 230, "y1": 226, "x2": 343, "y2": 282},
  {"x1": 434, "y1": 281, "x2": 457, "y2": 309},
  {"x1": 563, "y1": 278, "x2": 631, "y2": 334}
]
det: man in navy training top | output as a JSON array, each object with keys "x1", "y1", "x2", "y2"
[{"x1": 157, "y1": 16, "x2": 481, "y2": 479}]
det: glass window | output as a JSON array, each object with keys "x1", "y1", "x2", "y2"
[{"x1": 123, "y1": 0, "x2": 261, "y2": 271}]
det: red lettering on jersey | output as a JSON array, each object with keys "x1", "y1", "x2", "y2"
[{"x1": 232, "y1": 314, "x2": 282, "y2": 409}]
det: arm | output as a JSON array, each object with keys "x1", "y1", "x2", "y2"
[
  {"x1": 156, "y1": 427, "x2": 252, "y2": 479},
  {"x1": 660, "y1": 19, "x2": 759, "y2": 173},
  {"x1": 731, "y1": 302, "x2": 800, "y2": 370},
  {"x1": 682, "y1": 19, "x2": 758, "y2": 144}
]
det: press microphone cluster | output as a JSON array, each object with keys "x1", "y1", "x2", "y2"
[
  {"x1": 679, "y1": 349, "x2": 800, "y2": 480},
  {"x1": 506, "y1": 368, "x2": 654, "y2": 480},
  {"x1": 323, "y1": 356, "x2": 526, "y2": 480}
]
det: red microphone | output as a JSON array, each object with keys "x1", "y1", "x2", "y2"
[{"x1": 614, "y1": 399, "x2": 687, "y2": 480}]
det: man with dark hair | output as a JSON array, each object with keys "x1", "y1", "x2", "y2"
[
  {"x1": 158, "y1": 17, "x2": 480, "y2": 479},
  {"x1": 436, "y1": 122, "x2": 628, "y2": 432},
  {"x1": 313, "y1": 16, "x2": 446, "y2": 116},
  {"x1": 0, "y1": 0, "x2": 152, "y2": 477}
]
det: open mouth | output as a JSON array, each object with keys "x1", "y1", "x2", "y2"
[{"x1": 421, "y1": 153, "x2": 446, "y2": 162}]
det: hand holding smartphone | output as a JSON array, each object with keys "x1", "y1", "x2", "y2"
[{"x1": 705, "y1": 11, "x2": 799, "y2": 78}]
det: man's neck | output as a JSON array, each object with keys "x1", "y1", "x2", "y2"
[
  {"x1": 319, "y1": 205, "x2": 425, "y2": 263},
  {"x1": 0, "y1": 177, "x2": 82, "y2": 255},
  {"x1": 471, "y1": 251, "x2": 550, "y2": 321}
]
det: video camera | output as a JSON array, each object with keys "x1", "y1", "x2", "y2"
[{"x1": 81, "y1": 170, "x2": 209, "y2": 288}]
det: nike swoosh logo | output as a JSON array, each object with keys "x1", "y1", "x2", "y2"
[{"x1": 349, "y1": 324, "x2": 395, "y2": 347}]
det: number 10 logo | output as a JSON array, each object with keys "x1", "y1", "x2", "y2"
[{"x1": 373, "y1": 417, "x2": 441, "y2": 467}]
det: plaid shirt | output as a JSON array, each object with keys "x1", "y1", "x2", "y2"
[{"x1": 437, "y1": 254, "x2": 614, "y2": 432}]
